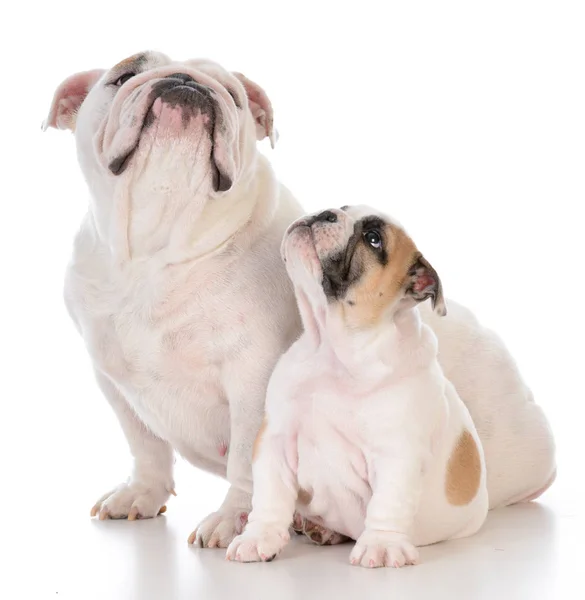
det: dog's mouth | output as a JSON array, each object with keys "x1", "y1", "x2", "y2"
[
  {"x1": 106, "y1": 77, "x2": 232, "y2": 192},
  {"x1": 108, "y1": 143, "x2": 140, "y2": 176}
]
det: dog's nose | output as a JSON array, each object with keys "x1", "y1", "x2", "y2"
[
  {"x1": 313, "y1": 210, "x2": 338, "y2": 224},
  {"x1": 165, "y1": 73, "x2": 195, "y2": 84}
]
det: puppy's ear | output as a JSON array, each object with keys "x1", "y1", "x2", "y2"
[
  {"x1": 232, "y1": 72, "x2": 277, "y2": 148},
  {"x1": 405, "y1": 254, "x2": 447, "y2": 316},
  {"x1": 42, "y1": 69, "x2": 105, "y2": 132}
]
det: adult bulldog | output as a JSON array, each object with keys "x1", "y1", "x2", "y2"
[{"x1": 43, "y1": 50, "x2": 555, "y2": 548}]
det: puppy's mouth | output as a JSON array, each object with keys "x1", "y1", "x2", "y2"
[
  {"x1": 320, "y1": 226, "x2": 362, "y2": 301},
  {"x1": 286, "y1": 218, "x2": 312, "y2": 236},
  {"x1": 285, "y1": 219, "x2": 362, "y2": 300}
]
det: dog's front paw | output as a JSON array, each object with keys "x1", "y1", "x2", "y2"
[
  {"x1": 226, "y1": 525, "x2": 290, "y2": 563},
  {"x1": 350, "y1": 531, "x2": 419, "y2": 568},
  {"x1": 188, "y1": 507, "x2": 250, "y2": 548},
  {"x1": 90, "y1": 481, "x2": 172, "y2": 521}
]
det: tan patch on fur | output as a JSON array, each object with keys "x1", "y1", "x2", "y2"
[
  {"x1": 445, "y1": 430, "x2": 482, "y2": 505},
  {"x1": 252, "y1": 418, "x2": 267, "y2": 462},
  {"x1": 341, "y1": 223, "x2": 419, "y2": 328},
  {"x1": 297, "y1": 487, "x2": 313, "y2": 505}
]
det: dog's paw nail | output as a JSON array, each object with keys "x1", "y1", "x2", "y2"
[
  {"x1": 127, "y1": 507, "x2": 139, "y2": 521},
  {"x1": 98, "y1": 508, "x2": 109, "y2": 521}
]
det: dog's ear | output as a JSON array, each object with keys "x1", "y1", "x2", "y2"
[
  {"x1": 405, "y1": 254, "x2": 447, "y2": 316},
  {"x1": 232, "y1": 72, "x2": 277, "y2": 148},
  {"x1": 42, "y1": 69, "x2": 105, "y2": 132}
]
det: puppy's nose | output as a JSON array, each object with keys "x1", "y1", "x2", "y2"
[
  {"x1": 313, "y1": 210, "x2": 338, "y2": 224},
  {"x1": 165, "y1": 73, "x2": 195, "y2": 84}
]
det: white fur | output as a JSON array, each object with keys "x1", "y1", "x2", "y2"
[
  {"x1": 227, "y1": 207, "x2": 489, "y2": 567},
  {"x1": 47, "y1": 51, "x2": 303, "y2": 545},
  {"x1": 44, "y1": 54, "x2": 555, "y2": 549}
]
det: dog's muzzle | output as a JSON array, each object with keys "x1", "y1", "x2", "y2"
[
  {"x1": 108, "y1": 72, "x2": 222, "y2": 177},
  {"x1": 150, "y1": 73, "x2": 216, "y2": 110}
]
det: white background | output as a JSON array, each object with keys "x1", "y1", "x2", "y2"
[{"x1": 2, "y1": 1, "x2": 584, "y2": 598}]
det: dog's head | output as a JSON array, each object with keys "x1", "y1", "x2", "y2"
[
  {"x1": 282, "y1": 205, "x2": 446, "y2": 331},
  {"x1": 43, "y1": 51, "x2": 276, "y2": 225}
]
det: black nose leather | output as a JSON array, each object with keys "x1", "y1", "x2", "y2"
[
  {"x1": 314, "y1": 210, "x2": 338, "y2": 224},
  {"x1": 166, "y1": 73, "x2": 195, "y2": 83}
]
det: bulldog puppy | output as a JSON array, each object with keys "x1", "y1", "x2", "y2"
[
  {"x1": 227, "y1": 206, "x2": 489, "y2": 567},
  {"x1": 43, "y1": 51, "x2": 304, "y2": 547}
]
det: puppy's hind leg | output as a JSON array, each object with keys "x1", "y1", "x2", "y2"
[
  {"x1": 90, "y1": 372, "x2": 175, "y2": 521},
  {"x1": 292, "y1": 514, "x2": 350, "y2": 545}
]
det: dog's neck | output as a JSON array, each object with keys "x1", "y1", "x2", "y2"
[{"x1": 87, "y1": 153, "x2": 277, "y2": 265}]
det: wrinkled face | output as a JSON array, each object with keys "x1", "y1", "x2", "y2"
[
  {"x1": 44, "y1": 51, "x2": 275, "y2": 202},
  {"x1": 282, "y1": 205, "x2": 446, "y2": 328}
]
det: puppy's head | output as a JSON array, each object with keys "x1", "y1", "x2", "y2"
[
  {"x1": 282, "y1": 205, "x2": 446, "y2": 329},
  {"x1": 43, "y1": 51, "x2": 276, "y2": 201}
]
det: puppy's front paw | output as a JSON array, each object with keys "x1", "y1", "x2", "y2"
[
  {"x1": 90, "y1": 481, "x2": 172, "y2": 521},
  {"x1": 350, "y1": 531, "x2": 419, "y2": 568},
  {"x1": 188, "y1": 508, "x2": 250, "y2": 548},
  {"x1": 226, "y1": 525, "x2": 290, "y2": 563}
]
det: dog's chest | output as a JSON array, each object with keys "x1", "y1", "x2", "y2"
[{"x1": 66, "y1": 253, "x2": 245, "y2": 434}]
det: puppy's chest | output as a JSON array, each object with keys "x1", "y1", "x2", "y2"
[{"x1": 283, "y1": 374, "x2": 371, "y2": 496}]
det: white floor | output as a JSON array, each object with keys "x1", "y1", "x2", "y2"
[
  {"x1": 5, "y1": 264, "x2": 582, "y2": 600},
  {"x1": 7, "y1": 456, "x2": 583, "y2": 600}
]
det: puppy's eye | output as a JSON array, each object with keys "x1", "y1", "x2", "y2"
[
  {"x1": 364, "y1": 230, "x2": 382, "y2": 249},
  {"x1": 112, "y1": 72, "x2": 136, "y2": 87}
]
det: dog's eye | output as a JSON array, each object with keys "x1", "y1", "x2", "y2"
[
  {"x1": 227, "y1": 88, "x2": 242, "y2": 109},
  {"x1": 364, "y1": 230, "x2": 382, "y2": 249},
  {"x1": 112, "y1": 72, "x2": 136, "y2": 87}
]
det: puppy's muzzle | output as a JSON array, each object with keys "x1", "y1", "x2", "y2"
[{"x1": 286, "y1": 210, "x2": 340, "y2": 236}]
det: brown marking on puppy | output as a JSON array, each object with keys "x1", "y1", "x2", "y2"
[
  {"x1": 340, "y1": 223, "x2": 418, "y2": 328},
  {"x1": 252, "y1": 418, "x2": 267, "y2": 461},
  {"x1": 297, "y1": 487, "x2": 313, "y2": 506},
  {"x1": 445, "y1": 430, "x2": 482, "y2": 505}
]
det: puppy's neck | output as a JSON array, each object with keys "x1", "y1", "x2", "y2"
[
  {"x1": 303, "y1": 303, "x2": 437, "y2": 383},
  {"x1": 89, "y1": 154, "x2": 277, "y2": 264}
]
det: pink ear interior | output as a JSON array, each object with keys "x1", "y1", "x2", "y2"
[
  {"x1": 43, "y1": 69, "x2": 105, "y2": 131},
  {"x1": 233, "y1": 72, "x2": 276, "y2": 148},
  {"x1": 413, "y1": 271, "x2": 436, "y2": 293}
]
